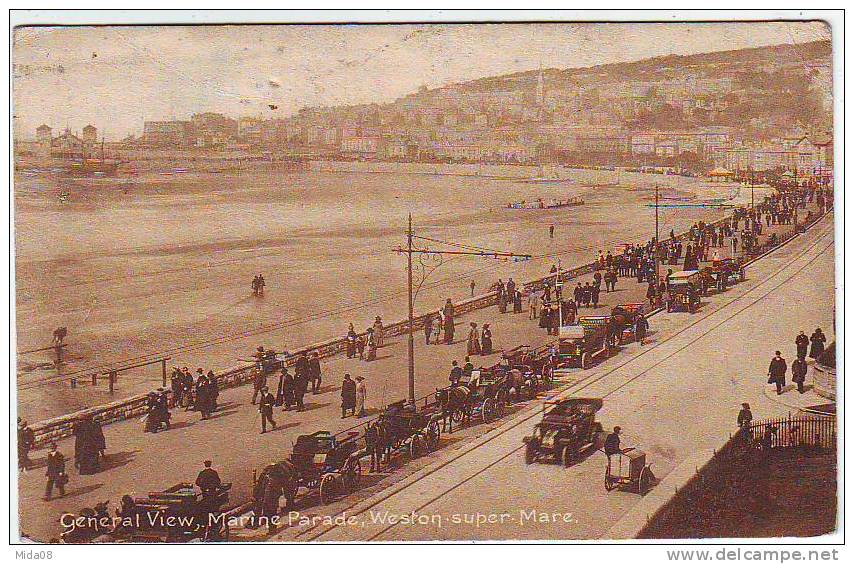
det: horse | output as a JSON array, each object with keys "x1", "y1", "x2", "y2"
[
  {"x1": 252, "y1": 462, "x2": 298, "y2": 533},
  {"x1": 608, "y1": 307, "x2": 636, "y2": 346},
  {"x1": 435, "y1": 385, "x2": 471, "y2": 433}
]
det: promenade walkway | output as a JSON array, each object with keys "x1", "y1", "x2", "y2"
[{"x1": 16, "y1": 206, "x2": 822, "y2": 542}]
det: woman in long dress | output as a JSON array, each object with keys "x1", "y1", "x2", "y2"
[
  {"x1": 481, "y1": 323, "x2": 493, "y2": 355},
  {"x1": 809, "y1": 328, "x2": 826, "y2": 359},
  {"x1": 467, "y1": 322, "x2": 482, "y2": 356}
]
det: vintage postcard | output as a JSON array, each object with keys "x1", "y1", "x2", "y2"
[{"x1": 10, "y1": 11, "x2": 840, "y2": 548}]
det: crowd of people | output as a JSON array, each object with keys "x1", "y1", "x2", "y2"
[{"x1": 168, "y1": 366, "x2": 220, "y2": 420}]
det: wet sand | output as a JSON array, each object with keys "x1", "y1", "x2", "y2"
[{"x1": 15, "y1": 166, "x2": 729, "y2": 420}]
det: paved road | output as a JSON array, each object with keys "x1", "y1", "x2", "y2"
[
  {"x1": 16, "y1": 209, "x2": 822, "y2": 542},
  {"x1": 275, "y1": 213, "x2": 835, "y2": 541}
]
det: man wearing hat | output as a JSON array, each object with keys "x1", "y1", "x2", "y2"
[
  {"x1": 196, "y1": 460, "x2": 222, "y2": 497},
  {"x1": 603, "y1": 426, "x2": 628, "y2": 458},
  {"x1": 258, "y1": 386, "x2": 277, "y2": 433},
  {"x1": 18, "y1": 418, "x2": 34, "y2": 471},
  {"x1": 341, "y1": 373, "x2": 356, "y2": 418},
  {"x1": 767, "y1": 351, "x2": 787, "y2": 395},
  {"x1": 355, "y1": 376, "x2": 367, "y2": 417}
]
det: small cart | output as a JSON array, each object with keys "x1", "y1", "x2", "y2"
[{"x1": 604, "y1": 448, "x2": 654, "y2": 494}]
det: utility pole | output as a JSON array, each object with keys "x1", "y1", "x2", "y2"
[
  {"x1": 395, "y1": 218, "x2": 531, "y2": 405},
  {"x1": 406, "y1": 213, "x2": 415, "y2": 405},
  {"x1": 652, "y1": 184, "x2": 659, "y2": 284}
]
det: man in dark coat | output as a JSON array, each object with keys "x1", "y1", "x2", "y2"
[
  {"x1": 74, "y1": 415, "x2": 105, "y2": 475},
  {"x1": 767, "y1": 351, "x2": 787, "y2": 395},
  {"x1": 341, "y1": 373, "x2": 357, "y2": 418},
  {"x1": 44, "y1": 443, "x2": 67, "y2": 501},
  {"x1": 809, "y1": 328, "x2": 826, "y2": 359},
  {"x1": 251, "y1": 368, "x2": 267, "y2": 405},
  {"x1": 795, "y1": 331, "x2": 809, "y2": 359},
  {"x1": 309, "y1": 352, "x2": 322, "y2": 394},
  {"x1": 791, "y1": 356, "x2": 808, "y2": 394},
  {"x1": 449, "y1": 360, "x2": 463, "y2": 386},
  {"x1": 737, "y1": 403, "x2": 752, "y2": 430},
  {"x1": 170, "y1": 367, "x2": 183, "y2": 407},
  {"x1": 258, "y1": 387, "x2": 276, "y2": 433},
  {"x1": 195, "y1": 460, "x2": 222, "y2": 496},
  {"x1": 443, "y1": 299, "x2": 455, "y2": 344},
  {"x1": 277, "y1": 367, "x2": 295, "y2": 410},
  {"x1": 18, "y1": 418, "x2": 35, "y2": 471}
]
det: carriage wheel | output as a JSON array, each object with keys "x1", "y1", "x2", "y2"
[
  {"x1": 345, "y1": 459, "x2": 361, "y2": 492},
  {"x1": 525, "y1": 443, "x2": 536, "y2": 465},
  {"x1": 426, "y1": 421, "x2": 441, "y2": 451},
  {"x1": 638, "y1": 466, "x2": 652, "y2": 494},
  {"x1": 482, "y1": 399, "x2": 495, "y2": 423},
  {"x1": 319, "y1": 474, "x2": 338, "y2": 504},
  {"x1": 563, "y1": 446, "x2": 575, "y2": 468}
]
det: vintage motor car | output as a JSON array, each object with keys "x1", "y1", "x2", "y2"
[
  {"x1": 666, "y1": 270, "x2": 701, "y2": 313},
  {"x1": 523, "y1": 397, "x2": 606, "y2": 466}
]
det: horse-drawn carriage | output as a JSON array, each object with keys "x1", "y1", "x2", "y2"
[
  {"x1": 666, "y1": 270, "x2": 701, "y2": 313},
  {"x1": 523, "y1": 397, "x2": 606, "y2": 466},
  {"x1": 252, "y1": 429, "x2": 363, "y2": 520},
  {"x1": 109, "y1": 482, "x2": 233, "y2": 542},
  {"x1": 557, "y1": 316, "x2": 611, "y2": 369},
  {"x1": 498, "y1": 345, "x2": 550, "y2": 395},
  {"x1": 702, "y1": 257, "x2": 746, "y2": 292},
  {"x1": 461, "y1": 369, "x2": 509, "y2": 424},
  {"x1": 378, "y1": 400, "x2": 442, "y2": 459},
  {"x1": 609, "y1": 303, "x2": 646, "y2": 345}
]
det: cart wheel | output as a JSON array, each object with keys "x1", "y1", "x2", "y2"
[
  {"x1": 319, "y1": 474, "x2": 338, "y2": 504},
  {"x1": 525, "y1": 443, "x2": 536, "y2": 465},
  {"x1": 482, "y1": 399, "x2": 495, "y2": 422},
  {"x1": 638, "y1": 466, "x2": 652, "y2": 494},
  {"x1": 426, "y1": 421, "x2": 441, "y2": 451},
  {"x1": 581, "y1": 353, "x2": 591, "y2": 370},
  {"x1": 345, "y1": 459, "x2": 361, "y2": 492},
  {"x1": 563, "y1": 446, "x2": 575, "y2": 467}
]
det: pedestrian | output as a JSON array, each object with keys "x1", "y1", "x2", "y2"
[
  {"x1": 355, "y1": 376, "x2": 367, "y2": 417},
  {"x1": 258, "y1": 387, "x2": 276, "y2": 433},
  {"x1": 365, "y1": 420, "x2": 381, "y2": 472},
  {"x1": 170, "y1": 367, "x2": 183, "y2": 407},
  {"x1": 583, "y1": 282, "x2": 592, "y2": 307},
  {"x1": 257, "y1": 274, "x2": 266, "y2": 296},
  {"x1": 251, "y1": 275, "x2": 259, "y2": 297},
  {"x1": 346, "y1": 323, "x2": 357, "y2": 358},
  {"x1": 341, "y1": 373, "x2": 356, "y2": 418},
  {"x1": 366, "y1": 328, "x2": 377, "y2": 361},
  {"x1": 528, "y1": 288, "x2": 540, "y2": 320},
  {"x1": 549, "y1": 224, "x2": 555, "y2": 239},
  {"x1": 591, "y1": 284, "x2": 600, "y2": 308},
  {"x1": 513, "y1": 289, "x2": 523, "y2": 313},
  {"x1": 791, "y1": 356, "x2": 808, "y2": 394},
  {"x1": 73, "y1": 414, "x2": 105, "y2": 475},
  {"x1": 767, "y1": 351, "x2": 787, "y2": 395},
  {"x1": 18, "y1": 418, "x2": 34, "y2": 471},
  {"x1": 372, "y1": 316, "x2": 384, "y2": 348},
  {"x1": 44, "y1": 443, "x2": 67, "y2": 501},
  {"x1": 205, "y1": 371, "x2": 219, "y2": 415},
  {"x1": 737, "y1": 403, "x2": 753, "y2": 430},
  {"x1": 277, "y1": 367, "x2": 295, "y2": 410},
  {"x1": 251, "y1": 368, "x2": 266, "y2": 405},
  {"x1": 431, "y1": 313, "x2": 442, "y2": 344},
  {"x1": 795, "y1": 331, "x2": 809, "y2": 360},
  {"x1": 470, "y1": 280, "x2": 476, "y2": 297},
  {"x1": 443, "y1": 299, "x2": 455, "y2": 344},
  {"x1": 809, "y1": 328, "x2": 826, "y2": 359},
  {"x1": 309, "y1": 352, "x2": 322, "y2": 394},
  {"x1": 424, "y1": 314, "x2": 434, "y2": 345},
  {"x1": 481, "y1": 323, "x2": 493, "y2": 355},
  {"x1": 467, "y1": 322, "x2": 482, "y2": 356}
]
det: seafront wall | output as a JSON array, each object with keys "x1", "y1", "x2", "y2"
[{"x1": 29, "y1": 207, "x2": 827, "y2": 447}]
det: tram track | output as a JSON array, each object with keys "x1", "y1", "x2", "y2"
[{"x1": 291, "y1": 217, "x2": 834, "y2": 542}]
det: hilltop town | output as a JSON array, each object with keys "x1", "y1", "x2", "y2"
[{"x1": 15, "y1": 39, "x2": 833, "y2": 180}]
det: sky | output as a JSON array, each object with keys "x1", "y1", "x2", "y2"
[{"x1": 12, "y1": 21, "x2": 830, "y2": 139}]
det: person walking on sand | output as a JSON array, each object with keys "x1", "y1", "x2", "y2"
[{"x1": 355, "y1": 376, "x2": 367, "y2": 417}]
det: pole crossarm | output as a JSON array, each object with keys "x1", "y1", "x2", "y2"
[
  {"x1": 644, "y1": 203, "x2": 735, "y2": 209},
  {"x1": 393, "y1": 247, "x2": 532, "y2": 259}
]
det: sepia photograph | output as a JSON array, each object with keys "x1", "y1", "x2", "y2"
[{"x1": 8, "y1": 9, "x2": 842, "y2": 549}]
